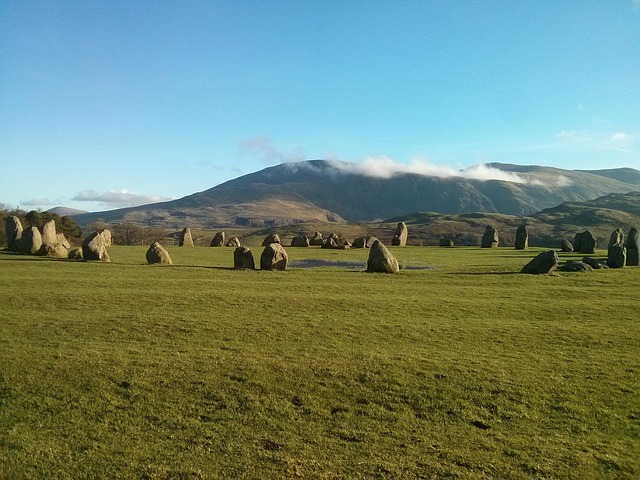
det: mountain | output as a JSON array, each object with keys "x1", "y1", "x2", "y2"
[
  {"x1": 46, "y1": 206, "x2": 89, "y2": 216},
  {"x1": 72, "y1": 160, "x2": 640, "y2": 228}
]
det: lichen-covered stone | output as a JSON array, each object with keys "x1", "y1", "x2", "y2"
[
  {"x1": 366, "y1": 240, "x2": 400, "y2": 274},
  {"x1": 146, "y1": 242, "x2": 173, "y2": 265}
]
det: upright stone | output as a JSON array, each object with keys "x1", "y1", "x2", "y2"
[
  {"x1": 262, "y1": 233, "x2": 280, "y2": 246},
  {"x1": 515, "y1": 225, "x2": 528, "y2": 250},
  {"x1": 146, "y1": 242, "x2": 173, "y2": 265},
  {"x1": 179, "y1": 227, "x2": 193, "y2": 247},
  {"x1": 260, "y1": 243, "x2": 288, "y2": 271},
  {"x1": 56, "y1": 233, "x2": 71, "y2": 249},
  {"x1": 290, "y1": 236, "x2": 309, "y2": 247},
  {"x1": 5, "y1": 216, "x2": 23, "y2": 251},
  {"x1": 82, "y1": 231, "x2": 111, "y2": 262},
  {"x1": 41, "y1": 219, "x2": 57, "y2": 245},
  {"x1": 321, "y1": 237, "x2": 340, "y2": 249},
  {"x1": 481, "y1": 225, "x2": 499, "y2": 248},
  {"x1": 100, "y1": 229, "x2": 112, "y2": 246},
  {"x1": 391, "y1": 222, "x2": 408, "y2": 247},
  {"x1": 520, "y1": 250, "x2": 558, "y2": 274},
  {"x1": 625, "y1": 227, "x2": 639, "y2": 266},
  {"x1": 366, "y1": 240, "x2": 400, "y2": 274},
  {"x1": 20, "y1": 227, "x2": 42, "y2": 255},
  {"x1": 607, "y1": 245, "x2": 626, "y2": 268},
  {"x1": 365, "y1": 236, "x2": 379, "y2": 248},
  {"x1": 211, "y1": 231, "x2": 225, "y2": 247},
  {"x1": 226, "y1": 237, "x2": 241, "y2": 248},
  {"x1": 310, "y1": 232, "x2": 324, "y2": 246},
  {"x1": 560, "y1": 239, "x2": 574, "y2": 253},
  {"x1": 608, "y1": 228, "x2": 624, "y2": 250},
  {"x1": 352, "y1": 237, "x2": 367, "y2": 248},
  {"x1": 575, "y1": 231, "x2": 597, "y2": 254},
  {"x1": 234, "y1": 247, "x2": 255, "y2": 270}
]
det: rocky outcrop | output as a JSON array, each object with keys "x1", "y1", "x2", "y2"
[
  {"x1": 515, "y1": 225, "x2": 528, "y2": 250},
  {"x1": 234, "y1": 247, "x2": 255, "y2": 269},
  {"x1": 520, "y1": 250, "x2": 558, "y2": 274},
  {"x1": 5, "y1": 216, "x2": 23, "y2": 252},
  {"x1": 366, "y1": 240, "x2": 400, "y2": 274},
  {"x1": 146, "y1": 242, "x2": 173, "y2": 265},
  {"x1": 481, "y1": 225, "x2": 499, "y2": 248},
  {"x1": 82, "y1": 231, "x2": 111, "y2": 262},
  {"x1": 211, "y1": 231, "x2": 225, "y2": 247},
  {"x1": 391, "y1": 222, "x2": 408, "y2": 247},
  {"x1": 260, "y1": 243, "x2": 288, "y2": 270},
  {"x1": 179, "y1": 227, "x2": 194, "y2": 247}
]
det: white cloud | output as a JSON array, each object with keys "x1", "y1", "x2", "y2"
[
  {"x1": 20, "y1": 197, "x2": 59, "y2": 207},
  {"x1": 238, "y1": 137, "x2": 306, "y2": 164},
  {"x1": 611, "y1": 132, "x2": 629, "y2": 143},
  {"x1": 72, "y1": 189, "x2": 173, "y2": 208},
  {"x1": 558, "y1": 129, "x2": 634, "y2": 153},
  {"x1": 556, "y1": 175, "x2": 573, "y2": 187}
]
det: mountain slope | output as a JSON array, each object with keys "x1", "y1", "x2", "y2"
[{"x1": 72, "y1": 160, "x2": 640, "y2": 228}]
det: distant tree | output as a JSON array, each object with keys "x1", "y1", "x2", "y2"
[
  {"x1": 25, "y1": 210, "x2": 44, "y2": 228},
  {"x1": 112, "y1": 222, "x2": 144, "y2": 245},
  {"x1": 144, "y1": 226, "x2": 167, "y2": 244},
  {"x1": 58, "y1": 216, "x2": 82, "y2": 239},
  {"x1": 87, "y1": 220, "x2": 110, "y2": 233}
]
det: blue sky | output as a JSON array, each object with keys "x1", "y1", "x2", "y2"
[{"x1": 1, "y1": 1, "x2": 639, "y2": 212}]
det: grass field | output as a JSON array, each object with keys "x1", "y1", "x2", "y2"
[{"x1": 1, "y1": 245, "x2": 639, "y2": 479}]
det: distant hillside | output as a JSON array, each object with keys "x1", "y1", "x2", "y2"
[
  {"x1": 73, "y1": 160, "x2": 640, "y2": 229},
  {"x1": 46, "y1": 206, "x2": 89, "y2": 216}
]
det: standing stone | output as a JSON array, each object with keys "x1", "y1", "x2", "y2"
[
  {"x1": 352, "y1": 237, "x2": 367, "y2": 248},
  {"x1": 179, "y1": 227, "x2": 194, "y2": 247},
  {"x1": 234, "y1": 247, "x2": 255, "y2": 269},
  {"x1": 290, "y1": 236, "x2": 309, "y2": 247},
  {"x1": 100, "y1": 229, "x2": 112, "y2": 247},
  {"x1": 146, "y1": 242, "x2": 173, "y2": 265},
  {"x1": 211, "y1": 231, "x2": 225, "y2": 247},
  {"x1": 481, "y1": 225, "x2": 499, "y2": 248},
  {"x1": 82, "y1": 231, "x2": 111, "y2": 262},
  {"x1": 582, "y1": 256, "x2": 608, "y2": 269},
  {"x1": 321, "y1": 237, "x2": 340, "y2": 249},
  {"x1": 607, "y1": 245, "x2": 626, "y2": 268},
  {"x1": 365, "y1": 236, "x2": 379, "y2": 248},
  {"x1": 439, "y1": 238, "x2": 454, "y2": 247},
  {"x1": 310, "y1": 232, "x2": 324, "y2": 246},
  {"x1": 366, "y1": 240, "x2": 400, "y2": 274},
  {"x1": 515, "y1": 225, "x2": 528, "y2": 250},
  {"x1": 574, "y1": 231, "x2": 597, "y2": 254},
  {"x1": 262, "y1": 233, "x2": 281, "y2": 246},
  {"x1": 520, "y1": 250, "x2": 559, "y2": 274},
  {"x1": 5, "y1": 216, "x2": 23, "y2": 251},
  {"x1": 226, "y1": 237, "x2": 241, "y2": 248},
  {"x1": 41, "y1": 219, "x2": 57, "y2": 245},
  {"x1": 40, "y1": 243, "x2": 69, "y2": 259},
  {"x1": 260, "y1": 243, "x2": 288, "y2": 270},
  {"x1": 608, "y1": 228, "x2": 624, "y2": 250},
  {"x1": 391, "y1": 222, "x2": 408, "y2": 247},
  {"x1": 624, "y1": 227, "x2": 639, "y2": 266},
  {"x1": 56, "y1": 233, "x2": 71, "y2": 249},
  {"x1": 20, "y1": 227, "x2": 42, "y2": 255},
  {"x1": 560, "y1": 239, "x2": 574, "y2": 252}
]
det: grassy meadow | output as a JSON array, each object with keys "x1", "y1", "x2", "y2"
[{"x1": 0, "y1": 244, "x2": 638, "y2": 479}]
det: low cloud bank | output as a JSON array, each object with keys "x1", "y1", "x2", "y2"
[{"x1": 72, "y1": 190, "x2": 174, "y2": 208}]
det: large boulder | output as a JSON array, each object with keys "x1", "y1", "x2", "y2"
[
  {"x1": 56, "y1": 233, "x2": 71, "y2": 249},
  {"x1": 439, "y1": 238, "x2": 454, "y2": 247},
  {"x1": 40, "y1": 219, "x2": 57, "y2": 245},
  {"x1": 391, "y1": 222, "x2": 408, "y2": 247},
  {"x1": 321, "y1": 237, "x2": 341, "y2": 249},
  {"x1": 481, "y1": 225, "x2": 499, "y2": 248},
  {"x1": 608, "y1": 228, "x2": 624, "y2": 250},
  {"x1": 226, "y1": 237, "x2": 241, "y2": 248},
  {"x1": 561, "y1": 260, "x2": 593, "y2": 272},
  {"x1": 574, "y1": 231, "x2": 597, "y2": 254},
  {"x1": 5, "y1": 216, "x2": 23, "y2": 252},
  {"x1": 310, "y1": 232, "x2": 324, "y2": 246},
  {"x1": 146, "y1": 242, "x2": 173, "y2": 265},
  {"x1": 520, "y1": 250, "x2": 558, "y2": 274},
  {"x1": 260, "y1": 243, "x2": 288, "y2": 270},
  {"x1": 582, "y1": 256, "x2": 608, "y2": 269},
  {"x1": 234, "y1": 247, "x2": 255, "y2": 269},
  {"x1": 68, "y1": 247, "x2": 83, "y2": 261},
  {"x1": 179, "y1": 227, "x2": 194, "y2": 247},
  {"x1": 366, "y1": 240, "x2": 400, "y2": 274},
  {"x1": 262, "y1": 233, "x2": 281, "y2": 246},
  {"x1": 211, "y1": 231, "x2": 225, "y2": 247},
  {"x1": 352, "y1": 237, "x2": 367, "y2": 249},
  {"x1": 100, "y1": 229, "x2": 112, "y2": 246},
  {"x1": 82, "y1": 231, "x2": 111, "y2": 262},
  {"x1": 624, "y1": 227, "x2": 639, "y2": 266},
  {"x1": 365, "y1": 236, "x2": 379, "y2": 248},
  {"x1": 20, "y1": 227, "x2": 43, "y2": 255},
  {"x1": 560, "y1": 239, "x2": 574, "y2": 253},
  {"x1": 625, "y1": 227, "x2": 639, "y2": 249},
  {"x1": 290, "y1": 236, "x2": 309, "y2": 247},
  {"x1": 515, "y1": 225, "x2": 528, "y2": 250},
  {"x1": 607, "y1": 245, "x2": 626, "y2": 268},
  {"x1": 40, "y1": 242, "x2": 69, "y2": 259}
]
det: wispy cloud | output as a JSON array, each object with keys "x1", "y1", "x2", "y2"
[
  {"x1": 20, "y1": 197, "x2": 60, "y2": 207},
  {"x1": 72, "y1": 190, "x2": 173, "y2": 208},
  {"x1": 558, "y1": 129, "x2": 634, "y2": 153},
  {"x1": 238, "y1": 136, "x2": 306, "y2": 164}
]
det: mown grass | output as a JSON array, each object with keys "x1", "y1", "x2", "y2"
[{"x1": 1, "y1": 245, "x2": 639, "y2": 479}]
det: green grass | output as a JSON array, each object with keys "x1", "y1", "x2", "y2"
[{"x1": 1, "y1": 245, "x2": 639, "y2": 479}]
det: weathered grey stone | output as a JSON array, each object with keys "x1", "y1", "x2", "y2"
[
  {"x1": 520, "y1": 250, "x2": 558, "y2": 274},
  {"x1": 574, "y1": 231, "x2": 597, "y2": 254},
  {"x1": 342, "y1": 241, "x2": 352, "y2": 249},
  {"x1": 561, "y1": 260, "x2": 593, "y2": 272},
  {"x1": 625, "y1": 227, "x2": 639, "y2": 249},
  {"x1": 352, "y1": 237, "x2": 367, "y2": 248},
  {"x1": 290, "y1": 236, "x2": 309, "y2": 247},
  {"x1": 365, "y1": 236, "x2": 379, "y2": 248},
  {"x1": 310, "y1": 232, "x2": 324, "y2": 246},
  {"x1": 234, "y1": 247, "x2": 255, "y2": 269},
  {"x1": 68, "y1": 247, "x2": 83, "y2": 261},
  {"x1": 226, "y1": 237, "x2": 241, "y2": 248},
  {"x1": 262, "y1": 233, "x2": 280, "y2": 246},
  {"x1": 321, "y1": 237, "x2": 340, "y2": 249},
  {"x1": 56, "y1": 233, "x2": 71, "y2": 249},
  {"x1": 260, "y1": 243, "x2": 288, "y2": 270},
  {"x1": 481, "y1": 225, "x2": 499, "y2": 248},
  {"x1": 211, "y1": 231, "x2": 225, "y2": 247},
  {"x1": 582, "y1": 256, "x2": 608, "y2": 269},
  {"x1": 5, "y1": 216, "x2": 23, "y2": 251},
  {"x1": 560, "y1": 239, "x2": 574, "y2": 252},
  {"x1": 391, "y1": 222, "x2": 408, "y2": 247},
  {"x1": 82, "y1": 231, "x2": 111, "y2": 262},
  {"x1": 366, "y1": 240, "x2": 400, "y2": 274},
  {"x1": 624, "y1": 228, "x2": 639, "y2": 266},
  {"x1": 146, "y1": 242, "x2": 173, "y2": 265},
  {"x1": 20, "y1": 226, "x2": 42, "y2": 255},
  {"x1": 515, "y1": 225, "x2": 528, "y2": 250},
  {"x1": 40, "y1": 242, "x2": 68, "y2": 259},
  {"x1": 179, "y1": 227, "x2": 193, "y2": 247},
  {"x1": 41, "y1": 219, "x2": 57, "y2": 245},
  {"x1": 607, "y1": 244, "x2": 626, "y2": 268},
  {"x1": 626, "y1": 248, "x2": 639, "y2": 267},
  {"x1": 608, "y1": 228, "x2": 624, "y2": 250},
  {"x1": 100, "y1": 229, "x2": 112, "y2": 247},
  {"x1": 439, "y1": 238, "x2": 454, "y2": 247}
]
